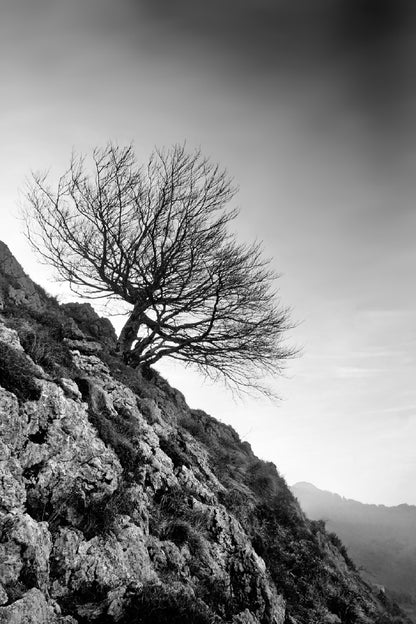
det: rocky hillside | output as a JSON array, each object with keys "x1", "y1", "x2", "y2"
[{"x1": 0, "y1": 241, "x2": 410, "y2": 624}]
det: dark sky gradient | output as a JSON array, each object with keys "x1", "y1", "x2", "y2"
[
  {"x1": 139, "y1": 0, "x2": 416, "y2": 155},
  {"x1": 1, "y1": 0, "x2": 415, "y2": 504}
]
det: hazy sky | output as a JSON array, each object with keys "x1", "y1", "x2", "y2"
[{"x1": 1, "y1": 0, "x2": 416, "y2": 505}]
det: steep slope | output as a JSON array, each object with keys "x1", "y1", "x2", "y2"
[
  {"x1": 0, "y1": 241, "x2": 410, "y2": 624},
  {"x1": 291, "y1": 482, "x2": 416, "y2": 622}
]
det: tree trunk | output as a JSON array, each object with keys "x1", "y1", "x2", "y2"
[{"x1": 116, "y1": 305, "x2": 145, "y2": 357}]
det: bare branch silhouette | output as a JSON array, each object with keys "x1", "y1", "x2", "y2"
[{"x1": 24, "y1": 143, "x2": 295, "y2": 395}]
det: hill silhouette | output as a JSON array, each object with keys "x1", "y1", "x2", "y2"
[{"x1": 292, "y1": 481, "x2": 416, "y2": 622}]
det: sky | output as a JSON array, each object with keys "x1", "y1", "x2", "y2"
[{"x1": 1, "y1": 0, "x2": 416, "y2": 505}]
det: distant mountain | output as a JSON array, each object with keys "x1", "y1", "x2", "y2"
[{"x1": 291, "y1": 481, "x2": 416, "y2": 622}]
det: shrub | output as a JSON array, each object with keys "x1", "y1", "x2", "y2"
[
  {"x1": 160, "y1": 519, "x2": 192, "y2": 546},
  {"x1": 5, "y1": 313, "x2": 75, "y2": 377},
  {"x1": 77, "y1": 482, "x2": 139, "y2": 538},
  {"x1": 154, "y1": 485, "x2": 191, "y2": 517},
  {"x1": 178, "y1": 411, "x2": 210, "y2": 445},
  {"x1": 0, "y1": 341, "x2": 41, "y2": 401},
  {"x1": 327, "y1": 531, "x2": 356, "y2": 570},
  {"x1": 310, "y1": 519, "x2": 326, "y2": 534},
  {"x1": 150, "y1": 485, "x2": 208, "y2": 551},
  {"x1": 27, "y1": 478, "x2": 139, "y2": 540},
  {"x1": 247, "y1": 460, "x2": 281, "y2": 500},
  {"x1": 89, "y1": 410, "x2": 138, "y2": 475},
  {"x1": 159, "y1": 519, "x2": 205, "y2": 558},
  {"x1": 81, "y1": 383, "x2": 146, "y2": 479},
  {"x1": 158, "y1": 435, "x2": 190, "y2": 469},
  {"x1": 327, "y1": 590, "x2": 358, "y2": 624},
  {"x1": 18, "y1": 324, "x2": 67, "y2": 373},
  {"x1": 120, "y1": 584, "x2": 217, "y2": 624},
  {"x1": 57, "y1": 583, "x2": 110, "y2": 623}
]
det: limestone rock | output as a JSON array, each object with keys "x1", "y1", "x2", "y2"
[
  {"x1": 0, "y1": 388, "x2": 26, "y2": 451},
  {"x1": 323, "y1": 614, "x2": 342, "y2": 624},
  {"x1": 0, "y1": 588, "x2": 74, "y2": 624},
  {"x1": 232, "y1": 610, "x2": 260, "y2": 624},
  {"x1": 52, "y1": 522, "x2": 156, "y2": 593},
  {"x1": 0, "y1": 586, "x2": 7, "y2": 606},
  {"x1": 70, "y1": 351, "x2": 113, "y2": 382},
  {"x1": 63, "y1": 339, "x2": 103, "y2": 354},
  {"x1": 0, "y1": 454, "x2": 26, "y2": 512},
  {"x1": 0, "y1": 242, "x2": 44, "y2": 312},
  {"x1": 0, "y1": 326, "x2": 23, "y2": 351},
  {"x1": 61, "y1": 302, "x2": 116, "y2": 347},
  {"x1": 0, "y1": 513, "x2": 51, "y2": 593},
  {"x1": 58, "y1": 379, "x2": 82, "y2": 401}
]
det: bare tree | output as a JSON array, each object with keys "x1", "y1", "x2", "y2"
[{"x1": 24, "y1": 144, "x2": 295, "y2": 394}]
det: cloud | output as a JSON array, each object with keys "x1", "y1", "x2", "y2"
[{"x1": 334, "y1": 366, "x2": 386, "y2": 379}]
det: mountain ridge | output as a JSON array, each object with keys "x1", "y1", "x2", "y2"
[
  {"x1": 291, "y1": 482, "x2": 416, "y2": 622},
  {"x1": 292, "y1": 481, "x2": 416, "y2": 510}
]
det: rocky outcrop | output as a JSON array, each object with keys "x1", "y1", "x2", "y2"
[
  {"x1": 0, "y1": 321, "x2": 286, "y2": 623},
  {"x1": 60, "y1": 303, "x2": 116, "y2": 349},
  {"x1": 0, "y1": 242, "x2": 45, "y2": 312},
  {"x1": 0, "y1": 242, "x2": 115, "y2": 355},
  {"x1": 0, "y1": 243, "x2": 410, "y2": 624},
  {"x1": 0, "y1": 588, "x2": 76, "y2": 624}
]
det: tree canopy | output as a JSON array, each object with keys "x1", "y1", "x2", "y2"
[{"x1": 24, "y1": 144, "x2": 295, "y2": 394}]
